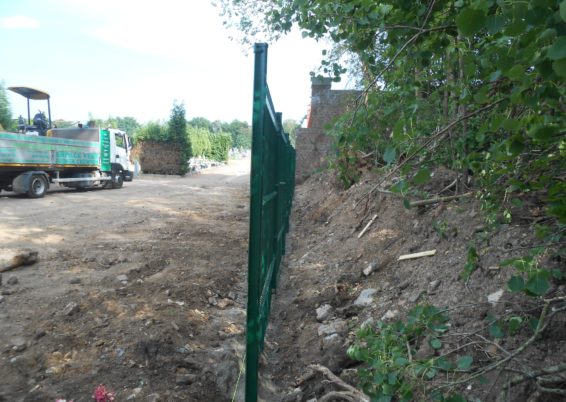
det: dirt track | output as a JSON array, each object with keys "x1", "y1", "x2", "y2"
[{"x1": 0, "y1": 159, "x2": 251, "y2": 401}]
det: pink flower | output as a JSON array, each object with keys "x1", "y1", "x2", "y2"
[{"x1": 92, "y1": 384, "x2": 115, "y2": 402}]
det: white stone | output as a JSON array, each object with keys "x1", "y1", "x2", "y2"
[
  {"x1": 488, "y1": 289, "x2": 504, "y2": 305},
  {"x1": 354, "y1": 289, "x2": 378, "y2": 306},
  {"x1": 381, "y1": 309, "x2": 399, "y2": 321},
  {"x1": 316, "y1": 304, "x2": 333, "y2": 322},
  {"x1": 318, "y1": 319, "x2": 347, "y2": 337}
]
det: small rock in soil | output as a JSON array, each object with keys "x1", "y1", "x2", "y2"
[
  {"x1": 175, "y1": 372, "x2": 198, "y2": 386},
  {"x1": 62, "y1": 302, "x2": 80, "y2": 316},
  {"x1": 487, "y1": 289, "x2": 504, "y2": 305},
  {"x1": 0, "y1": 296, "x2": 4, "y2": 304},
  {"x1": 381, "y1": 309, "x2": 399, "y2": 321},
  {"x1": 428, "y1": 280, "x2": 441, "y2": 293},
  {"x1": 318, "y1": 319, "x2": 347, "y2": 337},
  {"x1": 34, "y1": 329, "x2": 46, "y2": 340},
  {"x1": 409, "y1": 291, "x2": 424, "y2": 303},
  {"x1": 69, "y1": 278, "x2": 82, "y2": 285},
  {"x1": 216, "y1": 298, "x2": 233, "y2": 309},
  {"x1": 322, "y1": 333, "x2": 342, "y2": 349},
  {"x1": 126, "y1": 387, "x2": 142, "y2": 400},
  {"x1": 315, "y1": 304, "x2": 333, "y2": 322},
  {"x1": 116, "y1": 274, "x2": 128, "y2": 282},
  {"x1": 146, "y1": 394, "x2": 162, "y2": 402},
  {"x1": 12, "y1": 344, "x2": 27, "y2": 352},
  {"x1": 282, "y1": 388, "x2": 303, "y2": 402},
  {"x1": 208, "y1": 297, "x2": 218, "y2": 306},
  {"x1": 362, "y1": 261, "x2": 378, "y2": 277},
  {"x1": 7, "y1": 276, "x2": 18, "y2": 286},
  {"x1": 353, "y1": 288, "x2": 378, "y2": 306}
]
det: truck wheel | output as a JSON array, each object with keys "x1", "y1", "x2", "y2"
[
  {"x1": 28, "y1": 175, "x2": 47, "y2": 198},
  {"x1": 112, "y1": 172, "x2": 124, "y2": 189}
]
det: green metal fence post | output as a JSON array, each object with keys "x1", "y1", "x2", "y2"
[{"x1": 246, "y1": 43, "x2": 268, "y2": 402}]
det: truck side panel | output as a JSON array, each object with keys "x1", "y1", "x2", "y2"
[{"x1": 0, "y1": 131, "x2": 100, "y2": 168}]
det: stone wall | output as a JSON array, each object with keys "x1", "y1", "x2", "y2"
[{"x1": 295, "y1": 77, "x2": 360, "y2": 183}]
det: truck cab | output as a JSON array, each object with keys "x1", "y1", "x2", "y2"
[{"x1": 110, "y1": 129, "x2": 134, "y2": 182}]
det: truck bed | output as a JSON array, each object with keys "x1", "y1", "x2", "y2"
[{"x1": 0, "y1": 131, "x2": 101, "y2": 169}]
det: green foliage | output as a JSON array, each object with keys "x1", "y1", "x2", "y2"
[
  {"x1": 105, "y1": 116, "x2": 140, "y2": 134},
  {"x1": 461, "y1": 246, "x2": 479, "y2": 281},
  {"x1": 0, "y1": 81, "x2": 13, "y2": 131},
  {"x1": 187, "y1": 126, "x2": 231, "y2": 162},
  {"x1": 502, "y1": 248, "x2": 559, "y2": 297},
  {"x1": 283, "y1": 118, "x2": 300, "y2": 146},
  {"x1": 134, "y1": 121, "x2": 168, "y2": 143},
  {"x1": 348, "y1": 305, "x2": 469, "y2": 401},
  {"x1": 208, "y1": 132, "x2": 232, "y2": 162},
  {"x1": 221, "y1": 0, "x2": 566, "y2": 227},
  {"x1": 187, "y1": 126, "x2": 212, "y2": 157},
  {"x1": 189, "y1": 117, "x2": 252, "y2": 150},
  {"x1": 168, "y1": 102, "x2": 190, "y2": 175}
]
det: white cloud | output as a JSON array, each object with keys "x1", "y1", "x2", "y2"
[{"x1": 1, "y1": 15, "x2": 40, "y2": 29}]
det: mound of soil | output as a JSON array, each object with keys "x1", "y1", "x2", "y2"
[{"x1": 264, "y1": 167, "x2": 565, "y2": 401}]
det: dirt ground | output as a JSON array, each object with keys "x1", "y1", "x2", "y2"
[
  {"x1": 1, "y1": 158, "x2": 564, "y2": 402},
  {"x1": 264, "y1": 168, "x2": 565, "y2": 402},
  {"x1": 0, "y1": 159, "x2": 251, "y2": 402}
]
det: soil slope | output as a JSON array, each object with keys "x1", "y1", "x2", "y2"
[{"x1": 265, "y1": 168, "x2": 565, "y2": 402}]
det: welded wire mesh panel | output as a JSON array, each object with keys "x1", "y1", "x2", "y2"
[{"x1": 246, "y1": 43, "x2": 296, "y2": 402}]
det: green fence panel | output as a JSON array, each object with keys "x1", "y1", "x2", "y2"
[{"x1": 246, "y1": 43, "x2": 296, "y2": 402}]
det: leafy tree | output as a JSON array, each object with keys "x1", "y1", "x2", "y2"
[
  {"x1": 208, "y1": 132, "x2": 232, "y2": 161},
  {"x1": 133, "y1": 121, "x2": 167, "y2": 143},
  {"x1": 0, "y1": 81, "x2": 13, "y2": 130},
  {"x1": 219, "y1": 0, "x2": 566, "y2": 224},
  {"x1": 105, "y1": 116, "x2": 140, "y2": 134},
  {"x1": 187, "y1": 126, "x2": 212, "y2": 157},
  {"x1": 168, "y1": 102, "x2": 190, "y2": 174},
  {"x1": 222, "y1": 119, "x2": 252, "y2": 149},
  {"x1": 188, "y1": 117, "x2": 213, "y2": 131},
  {"x1": 283, "y1": 118, "x2": 300, "y2": 146}
]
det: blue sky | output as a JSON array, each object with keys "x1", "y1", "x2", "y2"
[{"x1": 0, "y1": 0, "x2": 337, "y2": 125}]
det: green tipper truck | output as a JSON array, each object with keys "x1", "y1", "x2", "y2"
[{"x1": 0, "y1": 87, "x2": 134, "y2": 198}]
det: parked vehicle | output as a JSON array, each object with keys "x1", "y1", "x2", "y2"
[{"x1": 0, "y1": 87, "x2": 133, "y2": 198}]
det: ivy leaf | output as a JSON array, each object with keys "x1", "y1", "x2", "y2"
[
  {"x1": 547, "y1": 36, "x2": 566, "y2": 60},
  {"x1": 383, "y1": 147, "x2": 397, "y2": 164},
  {"x1": 552, "y1": 59, "x2": 566, "y2": 77},
  {"x1": 457, "y1": 355, "x2": 473, "y2": 370},
  {"x1": 456, "y1": 8, "x2": 487, "y2": 36},
  {"x1": 507, "y1": 275, "x2": 525, "y2": 292},
  {"x1": 489, "y1": 323, "x2": 505, "y2": 338},
  {"x1": 435, "y1": 356, "x2": 453, "y2": 371},
  {"x1": 413, "y1": 167, "x2": 431, "y2": 185},
  {"x1": 525, "y1": 270, "x2": 550, "y2": 296},
  {"x1": 508, "y1": 316, "x2": 523, "y2": 335},
  {"x1": 529, "y1": 125, "x2": 558, "y2": 142},
  {"x1": 403, "y1": 198, "x2": 412, "y2": 210},
  {"x1": 430, "y1": 338, "x2": 442, "y2": 349}
]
